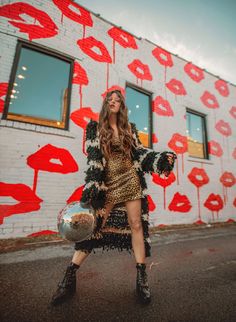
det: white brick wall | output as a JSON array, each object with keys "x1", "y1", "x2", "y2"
[{"x1": 0, "y1": 0, "x2": 235, "y2": 238}]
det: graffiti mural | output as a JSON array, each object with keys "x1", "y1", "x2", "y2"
[{"x1": 0, "y1": 0, "x2": 235, "y2": 237}]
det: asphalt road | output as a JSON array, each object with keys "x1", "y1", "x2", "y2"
[{"x1": 0, "y1": 225, "x2": 236, "y2": 322}]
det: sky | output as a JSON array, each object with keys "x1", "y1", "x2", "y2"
[{"x1": 75, "y1": 0, "x2": 236, "y2": 85}]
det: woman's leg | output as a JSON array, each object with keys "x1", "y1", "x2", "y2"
[
  {"x1": 100, "y1": 202, "x2": 114, "y2": 228},
  {"x1": 72, "y1": 250, "x2": 90, "y2": 266},
  {"x1": 51, "y1": 202, "x2": 114, "y2": 306},
  {"x1": 125, "y1": 199, "x2": 145, "y2": 264},
  {"x1": 125, "y1": 199, "x2": 151, "y2": 304}
]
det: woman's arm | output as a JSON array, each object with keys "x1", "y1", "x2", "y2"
[{"x1": 130, "y1": 123, "x2": 177, "y2": 176}]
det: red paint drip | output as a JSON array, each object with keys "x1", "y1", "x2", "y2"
[
  {"x1": 79, "y1": 85, "x2": 82, "y2": 108},
  {"x1": 226, "y1": 138, "x2": 230, "y2": 162},
  {"x1": 181, "y1": 154, "x2": 184, "y2": 173},
  {"x1": 176, "y1": 158, "x2": 179, "y2": 185},
  {"x1": 61, "y1": 13, "x2": 63, "y2": 24},
  {"x1": 164, "y1": 67, "x2": 167, "y2": 99},
  {"x1": 220, "y1": 157, "x2": 223, "y2": 174},
  {"x1": 106, "y1": 63, "x2": 110, "y2": 90},
  {"x1": 141, "y1": 79, "x2": 143, "y2": 88},
  {"x1": 223, "y1": 186, "x2": 227, "y2": 205},
  {"x1": 83, "y1": 25, "x2": 86, "y2": 38},
  {"x1": 164, "y1": 66, "x2": 167, "y2": 85},
  {"x1": 112, "y1": 39, "x2": 116, "y2": 64},
  {"x1": 211, "y1": 210, "x2": 214, "y2": 221},
  {"x1": 213, "y1": 109, "x2": 216, "y2": 127},
  {"x1": 163, "y1": 187, "x2": 166, "y2": 209},
  {"x1": 33, "y1": 170, "x2": 38, "y2": 193},
  {"x1": 197, "y1": 187, "x2": 201, "y2": 220}
]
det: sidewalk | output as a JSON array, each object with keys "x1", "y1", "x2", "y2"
[{"x1": 0, "y1": 221, "x2": 235, "y2": 253}]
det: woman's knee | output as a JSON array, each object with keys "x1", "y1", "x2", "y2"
[{"x1": 129, "y1": 218, "x2": 143, "y2": 231}]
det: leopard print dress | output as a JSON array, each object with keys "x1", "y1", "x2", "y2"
[{"x1": 105, "y1": 136, "x2": 143, "y2": 205}]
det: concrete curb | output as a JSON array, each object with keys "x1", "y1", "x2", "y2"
[{"x1": 0, "y1": 221, "x2": 235, "y2": 253}]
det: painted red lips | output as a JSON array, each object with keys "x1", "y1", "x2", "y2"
[
  {"x1": 168, "y1": 133, "x2": 188, "y2": 154},
  {"x1": 200, "y1": 91, "x2": 219, "y2": 109},
  {"x1": 208, "y1": 140, "x2": 223, "y2": 157},
  {"x1": 72, "y1": 62, "x2": 88, "y2": 86},
  {"x1": 166, "y1": 79, "x2": 187, "y2": 95},
  {"x1": 28, "y1": 230, "x2": 57, "y2": 237},
  {"x1": 152, "y1": 47, "x2": 173, "y2": 67},
  {"x1": 53, "y1": 0, "x2": 93, "y2": 26},
  {"x1": 220, "y1": 172, "x2": 235, "y2": 188},
  {"x1": 67, "y1": 185, "x2": 85, "y2": 204},
  {"x1": 101, "y1": 86, "x2": 125, "y2": 99},
  {"x1": 215, "y1": 120, "x2": 232, "y2": 137},
  {"x1": 152, "y1": 172, "x2": 176, "y2": 209},
  {"x1": 152, "y1": 172, "x2": 176, "y2": 188},
  {"x1": 188, "y1": 168, "x2": 209, "y2": 188},
  {"x1": 147, "y1": 195, "x2": 156, "y2": 212},
  {"x1": 168, "y1": 192, "x2": 192, "y2": 212},
  {"x1": 0, "y1": 182, "x2": 42, "y2": 224},
  {"x1": 0, "y1": 82, "x2": 8, "y2": 113},
  {"x1": 27, "y1": 144, "x2": 79, "y2": 173},
  {"x1": 234, "y1": 198, "x2": 236, "y2": 207},
  {"x1": 204, "y1": 193, "x2": 224, "y2": 211},
  {"x1": 152, "y1": 133, "x2": 158, "y2": 144},
  {"x1": 184, "y1": 63, "x2": 204, "y2": 83},
  {"x1": 233, "y1": 148, "x2": 236, "y2": 160},
  {"x1": 0, "y1": 3, "x2": 58, "y2": 41},
  {"x1": 107, "y1": 27, "x2": 138, "y2": 49},
  {"x1": 70, "y1": 107, "x2": 99, "y2": 129},
  {"x1": 128, "y1": 59, "x2": 153, "y2": 81},
  {"x1": 229, "y1": 106, "x2": 236, "y2": 119},
  {"x1": 152, "y1": 96, "x2": 173, "y2": 116},
  {"x1": 215, "y1": 79, "x2": 229, "y2": 97},
  {"x1": 77, "y1": 36, "x2": 112, "y2": 63}
]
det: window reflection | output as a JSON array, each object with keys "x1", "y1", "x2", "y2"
[
  {"x1": 126, "y1": 86, "x2": 151, "y2": 147},
  {"x1": 6, "y1": 44, "x2": 72, "y2": 129},
  {"x1": 186, "y1": 111, "x2": 207, "y2": 158}
]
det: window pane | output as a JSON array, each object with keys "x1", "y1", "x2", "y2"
[
  {"x1": 126, "y1": 86, "x2": 151, "y2": 147},
  {"x1": 186, "y1": 112, "x2": 205, "y2": 158},
  {"x1": 8, "y1": 46, "x2": 70, "y2": 125}
]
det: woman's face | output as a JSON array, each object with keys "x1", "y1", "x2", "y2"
[{"x1": 107, "y1": 92, "x2": 121, "y2": 114}]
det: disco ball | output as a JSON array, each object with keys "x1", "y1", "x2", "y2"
[{"x1": 57, "y1": 201, "x2": 96, "y2": 242}]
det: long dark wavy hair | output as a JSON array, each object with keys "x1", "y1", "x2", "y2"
[{"x1": 98, "y1": 90, "x2": 134, "y2": 159}]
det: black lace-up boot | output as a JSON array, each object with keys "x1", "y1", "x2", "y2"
[
  {"x1": 50, "y1": 262, "x2": 80, "y2": 306},
  {"x1": 136, "y1": 263, "x2": 151, "y2": 304}
]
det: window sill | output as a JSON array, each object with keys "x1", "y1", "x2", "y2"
[
  {"x1": 186, "y1": 156, "x2": 214, "y2": 165},
  {"x1": 0, "y1": 119, "x2": 76, "y2": 138}
]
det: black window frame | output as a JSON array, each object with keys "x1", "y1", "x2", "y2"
[
  {"x1": 125, "y1": 82, "x2": 153, "y2": 149},
  {"x1": 3, "y1": 39, "x2": 74, "y2": 130},
  {"x1": 186, "y1": 108, "x2": 209, "y2": 160}
]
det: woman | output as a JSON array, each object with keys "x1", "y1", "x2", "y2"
[{"x1": 51, "y1": 89, "x2": 176, "y2": 306}]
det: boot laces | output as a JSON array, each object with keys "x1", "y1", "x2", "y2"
[{"x1": 59, "y1": 266, "x2": 76, "y2": 288}]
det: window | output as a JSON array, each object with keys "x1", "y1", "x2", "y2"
[
  {"x1": 3, "y1": 41, "x2": 73, "y2": 129},
  {"x1": 186, "y1": 109, "x2": 208, "y2": 159},
  {"x1": 125, "y1": 84, "x2": 152, "y2": 148}
]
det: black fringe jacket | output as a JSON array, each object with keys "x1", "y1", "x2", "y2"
[{"x1": 76, "y1": 120, "x2": 176, "y2": 257}]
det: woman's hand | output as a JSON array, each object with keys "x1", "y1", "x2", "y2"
[{"x1": 166, "y1": 153, "x2": 176, "y2": 165}]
